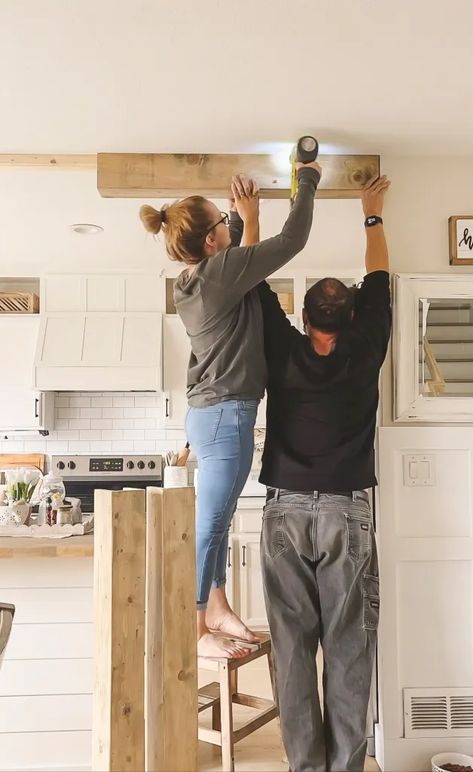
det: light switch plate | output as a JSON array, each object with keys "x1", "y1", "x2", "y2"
[{"x1": 403, "y1": 453, "x2": 436, "y2": 486}]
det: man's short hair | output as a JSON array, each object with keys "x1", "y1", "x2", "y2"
[{"x1": 304, "y1": 278, "x2": 355, "y2": 333}]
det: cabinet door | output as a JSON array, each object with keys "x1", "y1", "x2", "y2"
[
  {"x1": 0, "y1": 316, "x2": 39, "y2": 388},
  {"x1": 238, "y1": 536, "x2": 268, "y2": 629},
  {"x1": 225, "y1": 535, "x2": 236, "y2": 613},
  {"x1": 0, "y1": 391, "x2": 54, "y2": 431},
  {"x1": 43, "y1": 274, "x2": 162, "y2": 313},
  {"x1": 0, "y1": 391, "x2": 39, "y2": 431},
  {"x1": 43, "y1": 276, "x2": 86, "y2": 312},
  {"x1": 163, "y1": 316, "x2": 190, "y2": 426}
]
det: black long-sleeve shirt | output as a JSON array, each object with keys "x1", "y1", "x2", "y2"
[
  {"x1": 173, "y1": 167, "x2": 320, "y2": 407},
  {"x1": 258, "y1": 271, "x2": 392, "y2": 491}
]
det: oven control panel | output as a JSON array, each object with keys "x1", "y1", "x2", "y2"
[
  {"x1": 51, "y1": 455, "x2": 163, "y2": 480},
  {"x1": 89, "y1": 457, "x2": 124, "y2": 473}
]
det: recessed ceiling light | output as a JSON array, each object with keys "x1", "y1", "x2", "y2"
[{"x1": 70, "y1": 223, "x2": 104, "y2": 235}]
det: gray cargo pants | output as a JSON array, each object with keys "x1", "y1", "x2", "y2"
[{"x1": 261, "y1": 489, "x2": 379, "y2": 772}]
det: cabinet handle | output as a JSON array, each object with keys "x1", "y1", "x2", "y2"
[
  {"x1": 242, "y1": 545, "x2": 246, "y2": 567},
  {"x1": 227, "y1": 546, "x2": 232, "y2": 568},
  {"x1": 165, "y1": 397, "x2": 170, "y2": 418},
  {"x1": 34, "y1": 398, "x2": 39, "y2": 418}
]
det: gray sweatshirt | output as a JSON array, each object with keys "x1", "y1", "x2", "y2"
[{"x1": 174, "y1": 167, "x2": 320, "y2": 408}]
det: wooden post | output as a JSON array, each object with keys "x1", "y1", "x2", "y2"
[
  {"x1": 93, "y1": 489, "x2": 146, "y2": 772},
  {"x1": 146, "y1": 487, "x2": 197, "y2": 772}
]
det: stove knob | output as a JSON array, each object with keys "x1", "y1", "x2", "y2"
[
  {"x1": 148, "y1": 461, "x2": 156, "y2": 469},
  {"x1": 68, "y1": 461, "x2": 76, "y2": 470},
  {"x1": 57, "y1": 461, "x2": 65, "y2": 470},
  {"x1": 137, "y1": 461, "x2": 145, "y2": 470},
  {"x1": 126, "y1": 461, "x2": 134, "y2": 470}
]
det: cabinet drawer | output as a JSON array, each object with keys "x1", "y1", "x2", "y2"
[{"x1": 235, "y1": 508, "x2": 263, "y2": 533}]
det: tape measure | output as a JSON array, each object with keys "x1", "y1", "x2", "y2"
[{"x1": 290, "y1": 135, "x2": 319, "y2": 203}]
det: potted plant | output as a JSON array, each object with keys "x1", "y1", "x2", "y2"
[{"x1": 1, "y1": 468, "x2": 41, "y2": 525}]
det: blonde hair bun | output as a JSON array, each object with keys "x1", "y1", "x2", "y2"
[{"x1": 139, "y1": 204, "x2": 164, "y2": 235}]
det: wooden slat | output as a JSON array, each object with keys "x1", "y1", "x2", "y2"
[
  {"x1": 198, "y1": 726, "x2": 222, "y2": 746},
  {"x1": 198, "y1": 681, "x2": 221, "y2": 713},
  {"x1": 232, "y1": 705, "x2": 279, "y2": 743},
  {"x1": 232, "y1": 692, "x2": 274, "y2": 711},
  {"x1": 0, "y1": 154, "x2": 96, "y2": 169},
  {"x1": 92, "y1": 489, "x2": 146, "y2": 772},
  {"x1": 97, "y1": 152, "x2": 380, "y2": 200},
  {"x1": 146, "y1": 486, "x2": 197, "y2": 772}
]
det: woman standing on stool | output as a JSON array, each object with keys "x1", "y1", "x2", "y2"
[{"x1": 140, "y1": 161, "x2": 321, "y2": 658}]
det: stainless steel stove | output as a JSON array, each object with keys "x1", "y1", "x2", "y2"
[{"x1": 51, "y1": 454, "x2": 163, "y2": 514}]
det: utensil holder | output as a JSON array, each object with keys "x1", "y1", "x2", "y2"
[{"x1": 163, "y1": 466, "x2": 189, "y2": 489}]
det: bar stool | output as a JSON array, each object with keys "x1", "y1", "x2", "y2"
[
  {"x1": 198, "y1": 633, "x2": 278, "y2": 771},
  {"x1": 0, "y1": 603, "x2": 15, "y2": 665}
]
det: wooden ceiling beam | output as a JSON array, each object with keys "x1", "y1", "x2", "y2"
[
  {"x1": 0, "y1": 154, "x2": 96, "y2": 169},
  {"x1": 97, "y1": 152, "x2": 380, "y2": 200},
  {"x1": 0, "y1": 152, "x2": 381, "y2": 199}
]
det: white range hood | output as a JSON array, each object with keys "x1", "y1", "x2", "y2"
[
  {"x1": 34, "y1": 273, "x2": 163, "y2": 392},
  {"x1": 35, "y1": 312, "x2": 163, "y2": 392}
]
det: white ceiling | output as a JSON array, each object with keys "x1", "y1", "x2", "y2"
[{"x1": 1, "y1": 0, "x2": 473, "y2": 156}]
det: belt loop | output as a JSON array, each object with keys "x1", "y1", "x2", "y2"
[
  {"x1": 313, "y1": 490, "x2": 319, "y2": 501},
  {"x1": 352, "y1": 491, "x2": 357, "y2": 502},
  {"x1": 275, "y1": 488, "x2": 280, "y2": 501}
]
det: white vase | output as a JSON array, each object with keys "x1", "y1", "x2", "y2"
[{"x1": 10, "y1": 503, "x2": 32, "y2": 525}]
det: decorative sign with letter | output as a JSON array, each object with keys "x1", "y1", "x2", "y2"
[{"x1": 449, "y1": 215, "x2": 473, "y2": 265}]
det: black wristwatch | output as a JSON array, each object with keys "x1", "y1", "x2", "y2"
[{"x1": 364, "y1": 215, "x2": 383, "y2": 228}]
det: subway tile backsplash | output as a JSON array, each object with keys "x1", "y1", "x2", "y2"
[{"x1": 0, "y1": 392, "x2": 187, "y2": 460}]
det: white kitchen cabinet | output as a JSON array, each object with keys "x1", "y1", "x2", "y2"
[
  {"x1": 237, "y1": 535, "x2": 268, "y2": 629},
  {"x1": 376, "y1": 428, "x2": 473, "y2": 771},
  {"x1": 0, "y1": 390, "x2": 54, "y2": 432},
  {"x1": 0, "y1": 316, "x2": 54, "y2": 431},
  {"x1": 42, "y1": 273, "x2": 163, "y2": 313},
  {"x1": 0, "y1": 556, "x2": 94, "y2": 772},
  {"x1": 229, "y1": 501, "x2": 268, "y2": 630},
  {"x1": 163, "y1": 315, "x2": 190, "y2": 426}
]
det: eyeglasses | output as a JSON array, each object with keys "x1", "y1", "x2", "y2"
[{"x1": 203, "y1": 211, "x2": 229, "y2": 238}]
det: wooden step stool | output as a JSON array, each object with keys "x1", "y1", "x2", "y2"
[{"x1": 198, "y1": 634, "x2": 278, "y2": 771}]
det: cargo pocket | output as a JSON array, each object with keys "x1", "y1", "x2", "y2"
[
  {"x1": 262, "y1": 512, "x2": 288, "y2": 560},
  {"x1": 344, "y1": 511, "x2": 372, "y2": 563},
  {"x1": 363, "y1": 574, "x2": 380, "y2": 631}
]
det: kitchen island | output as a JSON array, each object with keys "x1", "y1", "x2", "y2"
[{"x1": 0, "y1": 535, "x2": 94, "y2": 771}]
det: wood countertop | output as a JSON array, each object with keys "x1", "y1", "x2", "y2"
[{"x1": 0, "y1": 534, "x2": 94, "y2": 558}]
